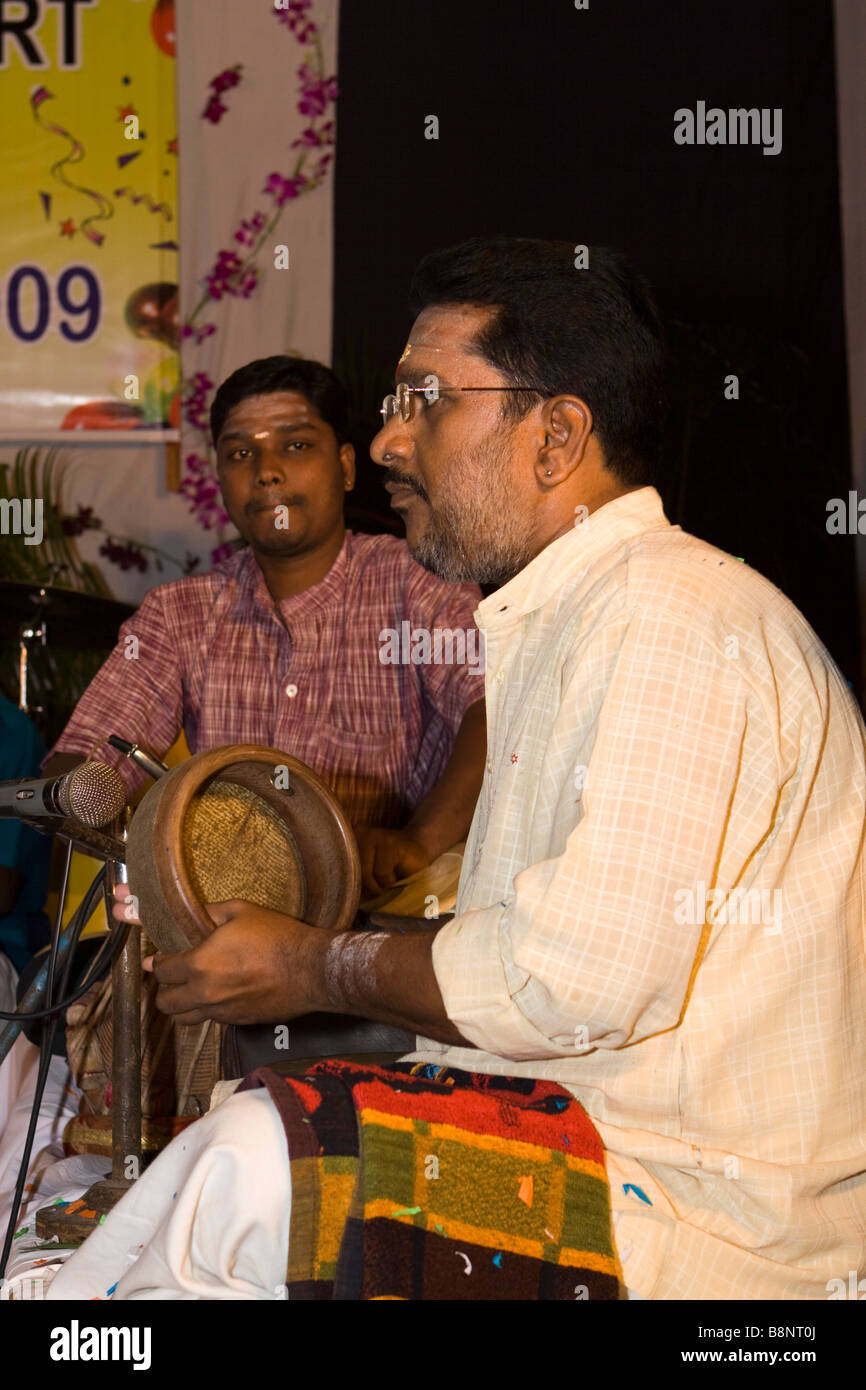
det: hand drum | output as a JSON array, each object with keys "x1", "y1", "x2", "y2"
[{"x1": 125, "y1": 745, "x2": 361, "y2": 954}]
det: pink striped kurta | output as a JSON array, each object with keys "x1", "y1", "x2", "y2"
[{"x1": 49, "y1": 531, "x2": 485, "y2": 828}]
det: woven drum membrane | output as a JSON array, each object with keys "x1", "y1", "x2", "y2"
[{"x1": 182, "y1": 780, "x2": 306, "y2": 919}]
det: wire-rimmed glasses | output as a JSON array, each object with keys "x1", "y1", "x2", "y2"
[{"x1": 380, "y1": 381, "x2": 543, "y2": 425}]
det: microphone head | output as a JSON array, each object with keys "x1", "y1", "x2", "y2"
[{"x1": 59, "y1": 762, "x2": 127, "y2": 828}]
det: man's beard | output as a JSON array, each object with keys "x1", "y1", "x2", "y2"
[{"x1": 404, "y1": 437, "x2": 533, "y2": 587}]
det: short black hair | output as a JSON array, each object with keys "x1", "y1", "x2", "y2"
[
  {"x1": 408, "y1": 237, "x2": 667, "y2": 487},
  {"x1": 210, "y1": 356, "x2": 349, "y2": 447}
]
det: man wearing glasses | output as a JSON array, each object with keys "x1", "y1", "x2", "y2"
[{"x1": 49, "y1": 237, "x2": 866, "y2": 1302}]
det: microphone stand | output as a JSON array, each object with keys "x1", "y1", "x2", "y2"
[
  {"x1": 35, "y1": 743, "x2": 168, "y2": 1245},
  {"x1": 35, "y1": 809, "x2": 143, "y2": 1243},
  {"x1": 0, "y1": 823, "x2": 125, "y2": 1067}
]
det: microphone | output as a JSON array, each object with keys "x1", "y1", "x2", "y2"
[{"x1": 0, "y1": 762, "x2": 127, "y2": 829}]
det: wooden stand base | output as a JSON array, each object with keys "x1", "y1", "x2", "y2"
[{"x1": 35, "y1": 1176, "x2": 133, "y2": 1244}]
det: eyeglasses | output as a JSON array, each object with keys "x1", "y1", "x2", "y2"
[{"x1": 380, "y1": 381, "x2": 543, "y2": 425}]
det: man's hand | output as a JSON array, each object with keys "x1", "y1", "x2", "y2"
[
  {"x1": 110, "y1": 886, "x2": 470, "y2": 1046},
  {"x1": 111, "y1": 887, "x2": 330, "y2": 1026},
  {"x1": 354, "y1": 826, "x2": 432, "y2": 899}
]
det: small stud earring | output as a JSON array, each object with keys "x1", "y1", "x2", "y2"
[{"x1": 545, "y1": 470, "x2": 552, "y2": 476}]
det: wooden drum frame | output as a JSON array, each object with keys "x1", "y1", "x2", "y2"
[{"x1": 125, "y1": 744, "x2": 361, "y2": 953}]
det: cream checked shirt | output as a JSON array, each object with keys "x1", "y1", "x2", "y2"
[{"x1": 408, "y1": 486, "x2": 866, "y2": 1301}]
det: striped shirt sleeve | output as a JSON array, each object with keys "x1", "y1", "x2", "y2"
[{"x1": 46, "y1": 587, "x2": 185, "y2": 793}]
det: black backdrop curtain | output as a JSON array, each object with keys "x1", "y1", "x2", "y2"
[{"x1": 332, "y1": 0, "x2": 858, "y2": 694}]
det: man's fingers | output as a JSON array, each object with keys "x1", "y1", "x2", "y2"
[
  {"x1": 149, "y1": 949, "x2": 192, "y2": 987},
  {"x1": 363, "y1": 870, "x2": 382, "y2": 898},
  {"x1": 373, "y1": 856, "x2": 397, "y2": 891},
  {"x1": 391, "y1": 852, "x2": 420, "y2": 885},
  {"x1": 357, "y1": 835, "x2": 376, "y2": 888},
  {"x1": 361, "y1": 847, "x2": 384, "y2": 897},
  {"x1": 152, "y1": 985, "x2": 208, "y2": 1020},
  {"x1": 375, "y1": 842, "x2": 403, "y2": 890},
  {"x1": 141, "y1": 948, "x2": 202, "y2": 1016}
]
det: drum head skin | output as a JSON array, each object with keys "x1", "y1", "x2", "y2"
[{"x1": 126, "y1": 745, "x2": 361, "y2": 954}]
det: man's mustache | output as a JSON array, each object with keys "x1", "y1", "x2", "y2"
[{"x1": 384, "y1": 469, "x2": 430, "y2": 503}]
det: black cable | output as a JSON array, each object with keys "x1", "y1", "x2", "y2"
[
  {"x1": 0, "y1": 848, "x2": 73, "y2": 1280},
  {"x1": 56, "y1": 876, "x2": 112, "y2": 1003},
  {"x1": 41, "y1": 840, "x2": 69, "y2": 1030},
  {"x1": 0, "y1": 868, "x2": 116, "y2": 1021},
  {"x1": 56, "y1": 880, "x2": 98, "y2": 1002},
  {"x1": 15, "y1": 867, "x2": 117, "y2": 1027},
  {"x1": 0, "y1": 872, "x2": 108, "y2": 1028},
  {"x1": 0, "y1": 1014, "x2": 60, "y2": 1279}
]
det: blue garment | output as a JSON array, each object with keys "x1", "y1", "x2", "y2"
[{"x1": 0, "y1": 696, "x2": 52, "y2": 972}]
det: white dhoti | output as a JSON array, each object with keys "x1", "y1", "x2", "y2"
[
  {"x1": 45, "y1": 1088, "x2": 290, "y2": 1301},
  {"x1": 0, "y1": 1033, "x2": 81, "y2": 1208}
]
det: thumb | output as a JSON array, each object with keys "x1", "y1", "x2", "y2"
[{"x1": 204, "y1": 899, "x2": 245, "y2": 928}]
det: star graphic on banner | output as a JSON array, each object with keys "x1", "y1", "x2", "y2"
[
  {"x1": 59, "y1": 219, "x2": 76, "y2": 237},
  {"x1": 117, "y1": 104, "x2": 137, "y2": 121}
]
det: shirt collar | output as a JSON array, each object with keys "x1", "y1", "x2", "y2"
[
  {"x1": 241, "y1": 530, "x2": 352, "y2": 621},
  {"x1": 476, "y1": 486, "x2": 670, "y2": 626}
]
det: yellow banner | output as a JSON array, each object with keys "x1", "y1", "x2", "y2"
[{"x1": 0, "y1": 0, "x2": 178, "y2": 433}]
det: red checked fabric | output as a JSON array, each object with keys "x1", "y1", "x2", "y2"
[{"x1": 48, "y1": 532, "x2": 484, "y2": 828}]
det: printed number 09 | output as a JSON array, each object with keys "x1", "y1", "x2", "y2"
[{"x1": 5, "y1": 264, "x2": 101, "y2": 343}]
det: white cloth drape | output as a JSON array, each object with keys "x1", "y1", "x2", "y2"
[
  {"x1": 46, "y1": 1088, "x2": 290, "y2": 1301},
  {"x1": 176, "y1": 0, "x2": 339, "y2": 424}
]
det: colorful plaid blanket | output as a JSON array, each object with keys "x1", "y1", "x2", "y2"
[{"x1": 239, "y1": 1059, "x2": 626, "y2": 1300}]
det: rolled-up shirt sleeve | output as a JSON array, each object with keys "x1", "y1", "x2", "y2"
[
  {"x1": 45, "y1": 588, "x2": 184, "y2": 795},
  {"x1": 431, "y1": 606, "x2": 762, "y2": 1061}
]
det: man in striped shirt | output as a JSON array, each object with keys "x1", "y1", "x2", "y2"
[{"x1": 44, "y1": 357, "x2": 487, "y2": 898}]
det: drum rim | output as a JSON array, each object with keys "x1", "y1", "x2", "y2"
[{"x1": 135, "y1": 744, "x2": 361, "y2": 947}]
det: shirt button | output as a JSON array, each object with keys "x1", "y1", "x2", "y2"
[
  {"x1": 285, "y1": 683, "x2": 298, "y2": 699},
  {"x1": 495, "y1": 670, "x2": 504, "y2": 684},
  {"x1": 486, "y1": 759, "x2": 494, "y2": 773}
]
